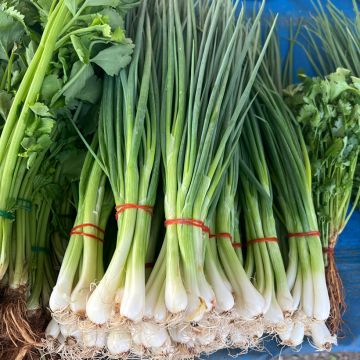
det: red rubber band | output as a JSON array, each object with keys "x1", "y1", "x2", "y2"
[
  {"x1": 71, "y1": 223, "x2": 105, "y2": 234},
  {"x1": 70, "y1": 224, "x2": 105, "y2": 242},
  {"x1": 322, "y1": 246, "x2": 334, "y2": 254},
  {"x1": 70, "y1": 231, "x2": 104, "y2": 243},
  {"x1": 247, "y1": 237, "x2": 278, "y2": 246},
  {"x1": 232, "y1": 243, "x2": 243, "y2": 249},
  {"x1": 164, "y1": 218, "x2": 209, "y2": 233},
  {"x1": 115, "y1": 203, "x2": 153, "y2": 220},
  {"x1": 145, "y1": 262, "x2": 154, "y2": 269},
  {"x1": 209, "y1": 233, "x2": 243, "y2": 249},
  {"x1": 286, "y1": 231, "x2": 320, "y2": 238},
  {"x1": 209, "y1": 232, "x2": 232, "y2": 240},
  {"x1": 202, "y1": 225, "x2": 210, "y2": 233}
]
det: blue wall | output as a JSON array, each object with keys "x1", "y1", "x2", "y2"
[{"x1": 258, "y1": 0, "x2": 355, "y2": 78}]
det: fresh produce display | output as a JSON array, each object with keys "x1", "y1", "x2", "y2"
[{"x1": 0, "y1": 0, "x2": 359, "y2": 359}]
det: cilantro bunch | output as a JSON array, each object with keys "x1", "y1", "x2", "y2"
[{"x1": 286, "y1": 68, "x2": 360, "y2": 257}]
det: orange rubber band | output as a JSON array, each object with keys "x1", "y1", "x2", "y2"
[
  {"x1": 70, "y1": 223, "x2": 105, "y2": 242},
  {"x1": 209, "y1": 232, "x2": 232, "y2": 240},
  {"x1": 71, "y1": 223, "x2": 105, "y2": 234},
  {"x1": 115, "y1": 203, "x2": 153, "y2": 220},
  {"x1": 247, "y1": 237, "x2": 278, "y2": 246},
  {"x1": 286, "y1": 230, "x2": 320, "y2": 238},
  {"x1": 164, "y1": 218, "x2": 209, "y2": 233},
  {"x1": 322, "y1": 246, "x2": 334, "y2": 254},
  {"x1": 232, "y1": 243, "x2": 243, "y2": 249},
  {"x1": 202, "y1": 225, "x2": 210, "y2": 234},
  {"x1": 70, "y1": 224, "x2": 105, "y2": 242},
  {"x1": 209, "y1": 233, "x2": 243, "y2": 249}
]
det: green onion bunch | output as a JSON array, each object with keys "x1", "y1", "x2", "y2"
[
  {"x1": 48, "y1": 143, "x2": 114, "y2": 352},
  {"x1": 135, "y1": 0, "x2": 275, "y2": 356},
  {"x1": 248, "y1": 61, "x2": 336, "y2": 349},
  {"x1": 239, "y1": 115, "x2": 295, "y2": 341}
]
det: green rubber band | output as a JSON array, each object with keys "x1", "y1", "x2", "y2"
[
  {"x1": 17, "y1": 198, "x2": 32, "y2": 212},
  {"x1": 0, "y1": 209, "x2": 15, "y2": 221},
  {"x1": 31, "y1": 246, "x2": 49, "y2": 254}
]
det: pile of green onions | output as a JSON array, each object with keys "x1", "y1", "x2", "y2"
[{"x1": 3, "y1": 0, "x2": 360, "y2": 358}]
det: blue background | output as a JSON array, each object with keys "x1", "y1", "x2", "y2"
[{"x1": 210, "y1": 0, "x2": 360, "y2": 358}]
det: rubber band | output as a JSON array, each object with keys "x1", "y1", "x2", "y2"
[
  {"x1": 145, "y1": 262, "x2": 154, "y2": 269},
  {"x1": 286, "y1": 230, "x2": 320, "y2": 238},
  {"x1": 247, "y1": 237, "x2": 278, "y2": 246},
  {"x1": 31, "y1": 246, "x2": 49, "y2": 253},
  {"x1": 202, "y1": 225, "x2": 210, "y2": 234},
  {"x1": 115, "y1": 204, "x2": 153, "y2": 220},
  {"x1": 16, "y1": 198, "x2": 32, "y2": 212},
  {"x1": 164, "y1": 218, "x2": 210, "y2": 233},
  {"x1": 70, "y1": 231, "x2": 104, "y2": 242},
  {"x1": 232, "y1": 243, "x2": 243, "y2": 249},
  {"x1": 322, "y1": 246, "x2": 334, "y2": 254},
  {"x1": 0, "y1": 209, "x2": 15, "y2": 221},
  {"x1": 70, "y1": 223, "x2": 105, "y2": 243},
  {"x1": 71, "y1": 223, "x2": 105, "y2": 234},
  {"x1": 209, "y1": 232, "x2": 232, "y2": 240}
]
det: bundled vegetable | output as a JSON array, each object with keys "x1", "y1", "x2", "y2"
[
  {"x1": 138, "y1": 0, "x2": 277, "y2": 356},
  {"x1": 248, "y1": 56, "x2": 336, "y2": 348},
  {"x1": 285, "y1": 68, "x2": 360, "y2": 334},
  {"x1": 48, "y1": 145, "x2": 113, "y2": 355},
  {"x1": 85, "y1": 0, "x2": 160, "y2": 327},
  {"x1": 304, "y1": 1, "x2": 360, "y2": 209},
  {"x1": 239, "y1": 116, "x2": 295, "y2": 341}
]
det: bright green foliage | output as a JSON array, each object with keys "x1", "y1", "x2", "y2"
[{"x1": 286, "y1": 68, "x2": 360, "y2": 255}]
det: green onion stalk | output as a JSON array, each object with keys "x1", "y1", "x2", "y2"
[
  {"x1": 25, "y1": 162, "x2": 67, "y2": 336},
  {"x1": 284, "y1": 69, "x2": 360, "y2": 335},
  {"x1": 145, "y1": 193, "x2": 164, "y2": 281},
  {"x1": 251, "y1": 62, "x2": 336, "y2": 349},
  {"x1": 143, "y1": 1, "x2": 276, "y2": 354},
  {"x1": 85, "y1": 2, "x2": 162, "y2": 347},
  {"x1": 238, "y1": 115, "x2": 295, "y2": 343},
  {"x1": 49, "y1": 186, "x2": 74, "y2": 278},
  {"x1": 0, "y1": 0, "x2": 136, "y2": 283}
]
